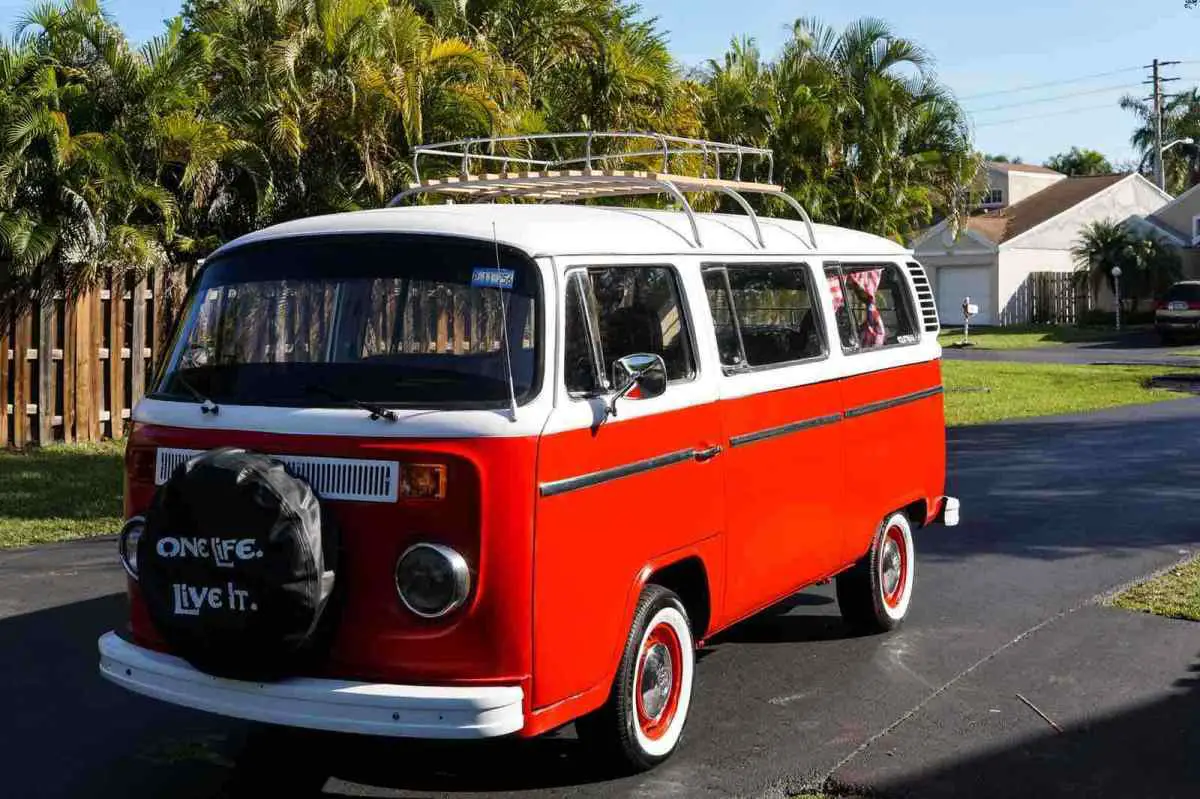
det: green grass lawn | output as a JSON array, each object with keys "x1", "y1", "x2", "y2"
[
  {"x1": 1111, "y1": 557, "x2": 1200, "y2": 622},
  {"x1": 942, "y1": 361, "x2": 1198, "y2": 426},
  {"x1": 938, "y1": 324, "x2": 1148, "y2": 350},
  {"x1": 0, "y1": 440, "x2": 125, "y2": 548}
]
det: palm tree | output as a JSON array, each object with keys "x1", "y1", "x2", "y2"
[
  {"x1": 1120, "y1": 89, "x2": 1200, "y2": 194},
  {"x1": 189, "y1": 0, "x2": 517, "y2": 220},
  {"x1": 699, "y1": 17, "x2": 973, "y2": 240},
  {"x1": 1072, "y1": 220, "x2": 1132, "y2": 298},
  {"x1": 1071, "y1": 220, "x2": 1181, "y2": 310},
  {"x1": 0, "y1": 1, "x2": 178, "y2": 318},
  {"x1": 1044, "y1": 147, "x2": 1113, "y2": 177}
]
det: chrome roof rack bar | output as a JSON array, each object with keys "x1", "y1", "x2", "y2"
[
  {"x1": 387, "y1": 132, "x2": 817, "y2": 251},
  {"x1": 765, "y1": 191, "x2": 819, "y2": 250},
  {"x1": 659, "y1": 178, "x2": 701, "y2": 248},
  {"x1": 719, "y1": 188, "x2": 764, "y2": 249},
  {"x1": 406, "y1": 132, "x2": 773, "y2": 184}
]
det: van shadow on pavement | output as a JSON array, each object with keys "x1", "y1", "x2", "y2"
[{"x1": 852, "y1": 647, "x2": 1200, "y2": 799}]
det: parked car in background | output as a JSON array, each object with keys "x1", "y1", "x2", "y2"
[{"x1": 1156, "y1": 281, "x2": 1200, "y2": 344}]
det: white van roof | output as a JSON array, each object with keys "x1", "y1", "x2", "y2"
[{"x1": 214, "y1": 204, "x2": 911, "y2": 261}]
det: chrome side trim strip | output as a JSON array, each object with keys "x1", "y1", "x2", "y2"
[
  {"x1": 539, "y1": 448, "x2": 697, "y2": 497},
  {"x1": 728, "y1": 412, "x2": 843, "y2": 448},
  {"x1": 844, "y1": 385, "x2": 944, "y2": 419}
]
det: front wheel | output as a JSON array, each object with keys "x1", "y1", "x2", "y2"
[
  {"x1": 836, "y1": 512, "x2": 916, "y2": 633},
  {"x1": 575, "y1": 584, "x2": 695, "y2": 772}
]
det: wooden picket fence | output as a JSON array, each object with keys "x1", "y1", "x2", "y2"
[
  {"x1": 1002, "y1": 271, "x2": 1088, "y2": 326},
  {"x1": 1, "y1": 267, "x2": 198, "y2": 449}
]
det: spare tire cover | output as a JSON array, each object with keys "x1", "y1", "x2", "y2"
[{"x1": 137, "y1": 448, "x2": 339, "y2": 680}]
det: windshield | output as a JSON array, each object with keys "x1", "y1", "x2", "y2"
[{"x1": 154, "y1": 234, "x2": 541, "y2": 409}]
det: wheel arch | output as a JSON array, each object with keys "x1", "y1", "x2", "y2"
[{"x1": 643, "y1": 556, "x2": 712, "y2": 642}]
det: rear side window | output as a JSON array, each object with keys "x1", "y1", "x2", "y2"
[
  {"x1": 1165, "y1": 283, "x2": 1200, "y2": 303},
  {"x1": 826, "y1": 263, "x2": 919, "y2": 352},
  {"x1": 563, "y1": 265, "x2": 695, "y2": 395},
  {"x1": 702, "y1": 264, "x2": 825, "y2": 369}
]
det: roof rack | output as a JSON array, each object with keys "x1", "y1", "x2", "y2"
[{"x1": 387, "y1": 132, "x2": 817, "y2": 250}]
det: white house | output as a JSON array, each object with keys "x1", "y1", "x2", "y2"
[{"x1": 913, "y1": 163, "x2": 1172, "y2": 325}]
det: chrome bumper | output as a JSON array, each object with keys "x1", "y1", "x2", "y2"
[
  {"x1": 98, "y1": 632, "x2": 524, "y2": 739},
  {"x1": 938, "y1": 496, "x2": 960, "y2": 527}
]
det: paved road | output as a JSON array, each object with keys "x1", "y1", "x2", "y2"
[{"x1": 5, "y1": 398, "x2": 1200, "y2": 798}]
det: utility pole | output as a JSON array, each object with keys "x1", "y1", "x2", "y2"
[{"x1": 1145, "y1": 58, "x2": 1181, "y2": 190}]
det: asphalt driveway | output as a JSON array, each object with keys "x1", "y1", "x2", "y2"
[{"x1": 4, "y1": 398, "x2": 1200, "y2": 798}]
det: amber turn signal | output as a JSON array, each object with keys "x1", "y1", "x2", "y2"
[{"x1": 398, "y1": 464, "x2": 446, "y2": 499}]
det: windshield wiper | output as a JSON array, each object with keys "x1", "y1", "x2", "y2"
[
  {"x1": 304, "y1": 384, "x2": 397, "y2": 422},
  {"x1": 172, "y1": 373, "x2": 220, "y2": 415}
]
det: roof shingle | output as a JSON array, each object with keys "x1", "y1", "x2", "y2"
[{"x1": 965, "y1": 173, "x2": 1129, "y2": 244}]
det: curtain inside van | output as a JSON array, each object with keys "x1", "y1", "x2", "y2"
[{"x1": 828, "y1": 268, "x2": 886, "y2": 348}]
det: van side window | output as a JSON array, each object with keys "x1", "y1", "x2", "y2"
[
  {"x1": 564, "y1": 274, "x2": 603, "y2": 395},
  {"x1": 702, "y1": 264, "x2": 825, "y2": 369},
  {"x1": 702, "y1": 269, "x2": 744, "y2": 367},
  {"x1": 826, "y1": 263, "x2": 920, "y2": 352},
  {"x1": 563, "y1": 266, "x2": 696, "y2": 394}
]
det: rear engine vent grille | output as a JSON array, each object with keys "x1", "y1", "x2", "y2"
[
  {"x1": 155, "y1": 448, "x2": 399, "y2": 503},
  {"x1": 906, "y1": 262, "x2": 940, "y2": 333}
]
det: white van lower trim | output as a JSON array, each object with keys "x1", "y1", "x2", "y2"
[{"x1": 98, "y1": 632, "x2": 524, "y2": 739}]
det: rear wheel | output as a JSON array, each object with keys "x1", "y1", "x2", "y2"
[
  {"x1": 836, "y1": 512, "x2": 915, "y2": 633},
  {"x1": 575, "y1": 584, "x2": 695, "y2": 772}
]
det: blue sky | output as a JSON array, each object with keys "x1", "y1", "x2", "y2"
[{"x1": 1, "y1": 0, "x2": 1196, "y2": 167}]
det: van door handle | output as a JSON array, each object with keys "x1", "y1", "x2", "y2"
[{"x1": 694, "y1": 445, "x2": 722, "y2": 462}]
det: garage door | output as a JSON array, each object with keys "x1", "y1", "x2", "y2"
[{"x1": 936, "y1": 266, "x2": 993, "y2": 326}]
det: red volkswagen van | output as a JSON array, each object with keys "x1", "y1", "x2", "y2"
[{"x1": 99, "y1": 134, "x2": 958, "y2": 771}]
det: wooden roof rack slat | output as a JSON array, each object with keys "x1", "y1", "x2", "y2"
[{"x1": 386, "y1": 132, "x2": 817, "y2": 250}]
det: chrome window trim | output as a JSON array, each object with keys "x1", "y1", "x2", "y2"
[
  {"x1": 539, "y1": 448, "x2": 697, "y2": 497},
  {"x1": 728, "y1": 412, "x2": 843, "y2": 448},
  {"x1": 726, "y1": 384, "x2": 944, "y2": 447},
  {"x1": 844, "y1": 385, "x2": 944, "y2": 419}
]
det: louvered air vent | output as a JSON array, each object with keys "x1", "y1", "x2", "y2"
[
  {"x1": 906, "y1": 262, "x2": 940, "y2": 333},
  {"x1": 155, "y1": 448, "x2": 400, "y2": 503}
]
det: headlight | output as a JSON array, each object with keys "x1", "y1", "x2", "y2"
[
  {"x1": 394, "y1": 543, "x2": 470, "y2": 618},
  {"x1": 119, "y1": 516, "x2": 146, "y2": 580}
]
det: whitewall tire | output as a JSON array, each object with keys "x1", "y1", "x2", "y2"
[
  {"x1": 837, "y1": 512, "x2": 916, "y2": 633},
  {"x1": 575, "y1": 584, "x2": 695, "y2": 772}
]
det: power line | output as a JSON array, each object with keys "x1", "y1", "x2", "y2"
[
  {"x1": 967, "y1": 82, "x2": 1142, "y2": 114},
  {"x1": 957, "y1": 65, "x2": 1145, "y2": 101},
  {"x1": 973, "y1": 102, "x2": 1124, "y2": 128}
]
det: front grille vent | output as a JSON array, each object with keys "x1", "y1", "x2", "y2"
[{"x1": 155, "y1": 448, "x2": 399, "y2": 503}]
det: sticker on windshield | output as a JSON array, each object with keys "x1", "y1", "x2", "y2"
[{"x1": 472, "y1": 267, "x2": 515, "y2": 290}]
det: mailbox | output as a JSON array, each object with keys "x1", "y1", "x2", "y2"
[{"x1": 961, "y1": 296, "x2": 979, "y2": 344}]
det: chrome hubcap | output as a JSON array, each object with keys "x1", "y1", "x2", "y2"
[
  {"x1": 881, "y1": 538, "x2": 902, "y2": 597},
  {"x1": 639, "y1": 642, "x2": 674, "y2": 721}
]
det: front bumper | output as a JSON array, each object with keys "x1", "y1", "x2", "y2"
[{"x1": 98, "y1": 632, "x2": 524, "y2": 739}]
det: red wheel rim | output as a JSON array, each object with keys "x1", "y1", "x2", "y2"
[
  {"x1": 635, "y1": 621, "x2": 684, "y2": 740},
  {"x1": 880, "y1": 525, "x2": 908, "y2": 609}
]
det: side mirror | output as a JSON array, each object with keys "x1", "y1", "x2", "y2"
[{"x1": 608, "y1": 353, "x2": 667, "y2": 417}]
